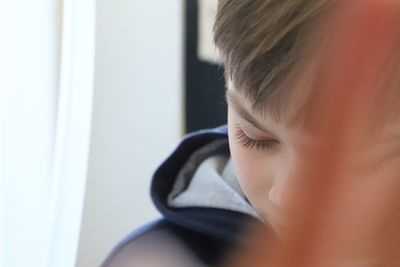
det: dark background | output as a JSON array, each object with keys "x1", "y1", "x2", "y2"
[{"x1": 185, "y1": 0, "x2": 227, "y2": 133}]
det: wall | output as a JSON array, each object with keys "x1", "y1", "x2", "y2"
[{"x1": 76, "y1": 1, "x2": 183, "y2": 266}]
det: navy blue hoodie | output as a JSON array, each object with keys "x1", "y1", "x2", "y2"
[{"x1": 100, "y1": 126, "x2": 272, "y2": 267}]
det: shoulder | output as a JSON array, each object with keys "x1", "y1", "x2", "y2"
[{"x1": 100, "y1": 219, "x2": 216, "y2": 267}]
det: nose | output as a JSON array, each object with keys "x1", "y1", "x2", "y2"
[
  {"x1": 268, "y1": 176, "x2": 299, "y2": 213},
  {"x1": 268, "y1": 179, "x2": 285, "y2": 208},
  {"x1": 268, "y1": 159, "x2": 315, "y2": 214}
]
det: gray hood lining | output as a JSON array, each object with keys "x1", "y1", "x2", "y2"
[{"x1": 168, "y1": 139, "x2": 260, "y2": 219}]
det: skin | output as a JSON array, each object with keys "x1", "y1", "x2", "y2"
[
  {"x1": 226, "y1": 86, "x2": 400, "y2": 258},
  {"x1": 224, "y1": 1, "x2": 400, "y2": 265},
  {"x1": 227, "y1": 87, "x2": 324, "y2": 239}
]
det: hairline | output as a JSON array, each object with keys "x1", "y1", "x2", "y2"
[{"x1": 226, "y1": 89, "x2": 281, "y2": 134}]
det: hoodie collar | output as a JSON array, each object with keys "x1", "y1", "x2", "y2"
[
  {"x1": 150, "y1": 126, "x2": 265, "y2": 243},
  {"x1": 168, "y1": 138, "x2": 260, "y2": 219}
]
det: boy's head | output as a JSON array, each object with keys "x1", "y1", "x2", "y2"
[
  {"x1": 213, "y1": 0, "x2": 400, "y2": 239},
  {"x1": 214, "y1": 0, "x2": 333, "y2": 121}
]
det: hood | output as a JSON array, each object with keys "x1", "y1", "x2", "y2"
[
  {"x1": 167, "y1": 138, "x2": 260, "y2": 218},
  {"x1": 150, "y1": 125, "x2": 265, "y2": 244}
]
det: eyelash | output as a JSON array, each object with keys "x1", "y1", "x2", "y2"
[{"x1": 233, "y1": 125, "x2": 279, "y2": 151}]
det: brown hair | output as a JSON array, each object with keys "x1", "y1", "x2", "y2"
[{"x1": 214, "y1": 0, "x2": 334, "y2": 121}]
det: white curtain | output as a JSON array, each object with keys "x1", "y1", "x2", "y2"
[{"x1": 0, "y1": 0, "x2": 95, "y2": 266}]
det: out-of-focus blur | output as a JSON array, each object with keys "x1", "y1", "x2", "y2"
[
  {"x1": 2, "y1": 1, "x2": 226, "y2": 267},
  {"x1": 78, "y1": 1, "x2": 227, "y2": 266},
  {"x1": 76, "y1": 2, "x2": 184, "y2": 267},
  {"x1": 4, "y1": 0, "x2": 400, "y2": 266},
  {"x1": 222, "y1": 0, "x2": 400, "y2": 266}
]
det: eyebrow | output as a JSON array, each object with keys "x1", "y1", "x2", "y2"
[{"x1": 225, "y1": 90, "x2": 276, "y2": 135}]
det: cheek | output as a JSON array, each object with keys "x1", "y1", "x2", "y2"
[
  {"x1": 322, "y1": 160, "x2": 400, "y2": 240},
  {"x1": 227, "y1": 114, "x2": 275, "y2": 213},
  {"x1": 229, "y1": 138, "x2": 272, "y2": 193}
]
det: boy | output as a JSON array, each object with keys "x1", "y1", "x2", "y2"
[{"x1": 102, "y1": 0, "x2": 400, "y2": 266}]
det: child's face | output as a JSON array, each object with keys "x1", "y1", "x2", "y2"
[{"x1": 227, "y1": 86, "x2": 400, "y2": 239}]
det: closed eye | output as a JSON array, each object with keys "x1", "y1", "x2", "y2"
[{"x1": 233, "y1": 124, "x2": 279, "y2": 151}]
